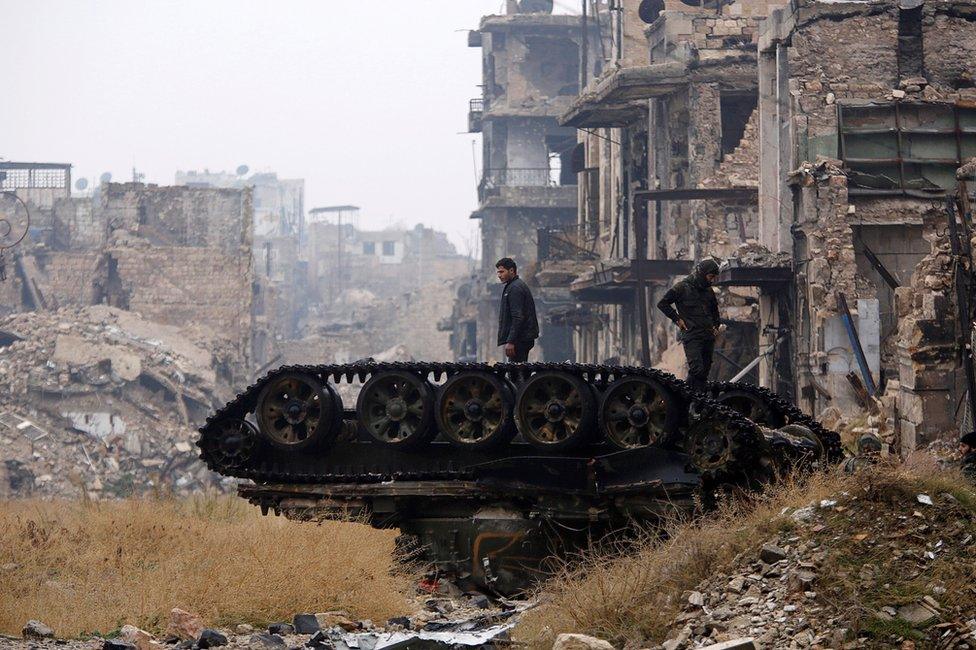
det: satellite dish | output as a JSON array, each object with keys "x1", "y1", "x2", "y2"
[
  {"x1": 236, "y1": 164, "x2": 249, "y2": 176},
  {"x1": 639, "y1": 0, "x2": 665, "y2": 23},
  {"x1": 75, "y1": 178, "x2": 89, "y2": 191},
  {"x1": 99, "y1": 172, "x2": 112, "y2": 184}
]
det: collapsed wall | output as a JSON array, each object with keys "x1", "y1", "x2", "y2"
[
  {"x1": 0, "y1": 306, "x2": 238, "y2": 498},
  {"x1": 5, "y1": 182, "x2": 255, "y2": 372}
]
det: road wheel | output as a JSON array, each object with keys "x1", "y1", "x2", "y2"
[
  {"x1": 255, "y1": 372, "x2": 340, "y2": 451},
  {"x1": 357, "y1": 370, "x2": 435, "y2": 449},
  {"x1": 436, "y1": 371, "x2": 516, "y2": 450},
  {"x1": 713, "y1": 388, "x2": 785, "y2": 427},
  {"x1": 514, "y1": 371, "x2": 595, "y2": 451},
  {"x1": 599, "y1": 376, "x2": 678, "y2": 449}
]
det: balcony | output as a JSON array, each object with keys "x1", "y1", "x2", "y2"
[
  {"x1": 476, "y1": 167, "x2": 577, "y2": 211},
  {"x1": 481, "y1": 167, "x2": 553, "y2": 189},
  {"x1": 468, "y1": 98, "x2": 485, "y2": 133}
]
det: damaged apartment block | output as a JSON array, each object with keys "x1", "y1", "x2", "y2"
[
  {"x1": 448, "y1": 0, "x2": 601, "y2": 362},
  {"x1": 758, "y1": 0, "x2": 976, "y2": 447},
  {"x1": 556, "y1": 0, "x2": 769, "y2": 374},
  {"x1": 501, "y1": 0, "x2": 976, "y2": 450},
  {"x1": 0, "y1": 165, "x2": 255, "y2": 379}
]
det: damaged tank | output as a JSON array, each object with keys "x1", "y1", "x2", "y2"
[{"x1": 198, "y1": 361, "x2": 842, "y2": 594}]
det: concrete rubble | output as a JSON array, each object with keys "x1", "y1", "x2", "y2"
[
  {"x1": 1, "y1": 592, "x2": 527, "y2": 650},
  {"x1": 0, "y1": 305, "x2": 238, "y2": 498},
  {"x1": 644, "y1": 480, "x2": 976, "y2": 649}
]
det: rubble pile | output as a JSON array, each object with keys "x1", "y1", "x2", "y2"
[
  {"x1": 1, "y1": 591, "x2": 522, "y2": 650},
  {"x1": 0, "y1": 305, "x2": 241, "y2": 498},
  {"x1": 729, "y1": 242, "x2": 791, "y2": 270},
  {"x1": 653, "y1": 470, "x2": 976, "y2": 649}
]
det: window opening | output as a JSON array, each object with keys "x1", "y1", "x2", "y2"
[
  {"x1": 720, "y1": 93, "x2": 758, "y2": 156},
  {"x1": 838, "y1": 102, "x2": 976, "y2": 195}
]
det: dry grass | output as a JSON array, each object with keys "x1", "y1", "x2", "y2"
[
  {"x1": 515, "y1": 470, "x2": 854, "y2": 648},
  {"x1": 0, "y1": 494, "x2": 416, "y2": 638},
  {"x1": 516, "y1": 456, "x2": 976, "y2": 649},
  {"x1": 814, "y1": 455, "x2": 976, "y2": 644}
]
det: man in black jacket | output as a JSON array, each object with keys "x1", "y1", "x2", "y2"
[
  {"x1": 657, "y1": 258, "x2": 721, "y2": 393},
  {"x1": 496, "y1": 257, "x2": 539, "y2": 362}
]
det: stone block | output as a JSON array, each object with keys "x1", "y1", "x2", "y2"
[
  {"x1": 701, "y1": 639, "x2": 757, "y2": 650},
  {"x1": 552, "y1": 633, "x2": 615, "y2": 650}
]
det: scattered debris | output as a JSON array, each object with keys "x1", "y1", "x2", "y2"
[
  {"x1": 196, "y1": 629, "x2": 228, "y2": 648},
  {"x1": 291, "y1": 613, "x2": 320, "y2": 635},
  {"x1": 552, "y1": 633, "x2": 616, "y2": 650},
  {"x1": 0, "y1": 306, "x2": 240, "y2": 498},
  {"x1": 21, "y1": 620, "x2": 54, "y2": 640},
  {"x1": 649, "y1": 469, "x2": 976, "y2": 649},
  {"x1": 165, "y1": 607, "x2": 205, "y2": 641}
]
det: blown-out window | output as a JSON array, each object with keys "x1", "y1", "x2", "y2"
[{"x1": 839, "y1": 102, "x2": 976, "y2": 195}]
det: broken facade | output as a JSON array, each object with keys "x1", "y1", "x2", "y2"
[
  {"x1": 175, "y1": 169, "x2": 308, "y2": 368},
  {"x1": 535, "y1": 0, "x2": 976, "y2": 448},
  {"x1": 555, "y1": 0, "x2": 769, "y2": 376},
  {"x1": 450, "y1": 2, "x2": 601, "y2": 362},
  {"x1": 758, "y1": 0, "x2": 976, "y2": 447},
  {"x1": 2, "y1": 169, "x2": 255, "y2": 373}
]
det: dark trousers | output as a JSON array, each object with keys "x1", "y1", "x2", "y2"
[
  {"x1": 682, "y1": 336, "x2": 715, "y2": 393},
  {"x1": 507, "y1": 341, "x2": 534, "y2": 363}
]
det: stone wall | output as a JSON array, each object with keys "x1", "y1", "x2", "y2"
[
  {"x1": 923, "y1": 11, "x2": 976, "y2": 90},
  {"x1": 790, "y1": 9, "x2": 899, "y2": 147},
  {"x1": 33, "y1": 251, "x2": 104, "y2": 308},
  {"x1": 109, "y1": 247, "x2": 253, "y2": 359},
  {"x1": 52, "y1": 198, "x2": 103, "y2": 250},
  {"x1": 100, "y1": 183, "x2": 250, "y2": 253},
  {"x1": 779, "y1": 1, "x2": 976, "y2": 162},
  {"x1": 894, "y1": 214, "x2": 960, "y2": 449}
]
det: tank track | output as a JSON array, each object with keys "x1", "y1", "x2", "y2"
[
  {"x1": 198, "y1": 361, "x2": 839, "y2": 484},
  {"x1": 708, "y1": 381, "x2": 844, "y2": 462}
]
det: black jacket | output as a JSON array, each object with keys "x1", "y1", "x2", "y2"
[
  {"x1": 657, "y1": 272, "x2": 720, "y2": 340},
  {"x1": 963, "y1": 451, "x2": 976, "y2": 480},
  {"x1": 497, "y1": 276, "x2": 539, "y2": 345}
]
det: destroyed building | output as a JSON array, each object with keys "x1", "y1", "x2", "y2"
[
  {"x1": 0, "y1": 165, "x2": 472, "y2": 497},
  {"x1": 447, "y1": 0, "x2": 601, "y2": 362},
  {"x1": 756, "y1": 0, "x2": 976, "y2": 448},
  {"x1": 461, "y1": 0, "x2": 976, "y2": 450},
  {"x1": 0, "y1": 166, "x2": 258, "y2": 497},
  {"x1": 175, "y1": 169, "x2": 308, "y2": 368},
  {"x1": 1, "y1": 166, "x2": 255, "y2": 372},
  {"x1": 296, "y1": 212, "x2": 473, "y2": 364}
]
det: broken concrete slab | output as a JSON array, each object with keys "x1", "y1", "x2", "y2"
[
  {"x1": 898, "y1": 602, "x2": 937, "y2": 626},
  {"x1": 552, "y1": 633, "x2": 615, "y2": 650},
  {"x1": 700, "y1": 639, "x2": 757, "y2": 650}
]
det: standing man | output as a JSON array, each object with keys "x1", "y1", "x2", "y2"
[
  {"x1": 657, "y1": 258, "x2": 722, "y2": 393},
  {"x1": 496, "y1": 257, "x2": 539, "y2": 362}
]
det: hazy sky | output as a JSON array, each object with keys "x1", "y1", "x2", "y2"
[{"x1": 0, "y1": 1, "x2": 576, "y2": 256}]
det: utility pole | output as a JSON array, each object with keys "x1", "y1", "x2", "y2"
[
  {"x1": 580, "y1": 0, "x2": 588, "y2": 90},
  {"x1": 309, "y1": 205, "x2": 361, "y2": 308}
]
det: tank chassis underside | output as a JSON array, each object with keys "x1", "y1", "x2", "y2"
[{"x1": 198, "y1": 361, "x2": 842, "y2": 594}]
